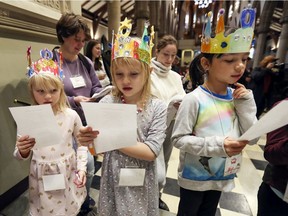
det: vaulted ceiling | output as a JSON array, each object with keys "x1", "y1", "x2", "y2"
[
  {"x1": 81, "y1": 1, "x2": 284, "y2": 41},
  {"x1": 82, "y1": 0, "x2": 135, "y2": 26}
]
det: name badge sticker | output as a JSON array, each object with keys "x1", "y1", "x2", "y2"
[
  {"x1": 224, "y1": 154, "x2": 242, "y2": 176},
  {"x1": 70, "y1": 76, "x2": 86, "y2": 88},
  {"x1": 118, "y1": 168, "x2": 145, "y2": 186},
  {"x1": 43, "y1": 174, "x2": 65, "y2": 191}
]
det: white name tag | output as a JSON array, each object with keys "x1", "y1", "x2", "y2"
[
  {"x1": 223, "y1": 154, "x2": 242, "y2": 176},
  {"x1": 118, "y1": 168, "x2": 145, "y2": 186},
  {"x1": 42, "y1": 174, "x2": 65, "y2": 191},
  {"x1": 70, "y1": 76, "x2": 86, "y2": 88}
]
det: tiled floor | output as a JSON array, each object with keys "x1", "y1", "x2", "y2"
[{"x1": 1, "y1": 135, "x2": 267, "y2": 216}]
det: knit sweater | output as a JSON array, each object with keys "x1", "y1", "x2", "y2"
[
  {"x1": 172, "y1": 86, "x2": 257, "y2": 192},
  {"x1": 150, "y1": 58, "x2": 186, "y2": 105}
]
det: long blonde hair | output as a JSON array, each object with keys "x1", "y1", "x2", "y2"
[
  {"x1": 28, "y1": 74, "x2": 69, "y2": 112},
  {"x1": 111, "y1": 57, "x2": 151, "y2": 101}
]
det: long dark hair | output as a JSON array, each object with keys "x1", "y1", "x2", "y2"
[
  {"x1": 189, "y1": 53, "x2": 205, "y2": 90},
  {"x1": 189, "y1": 53, "x2": 223, "y2": 90},
  {"x1": 85, "y1": 39, "x2": 102, "y2": 71}
]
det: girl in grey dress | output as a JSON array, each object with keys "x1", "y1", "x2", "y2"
[{"x1": 77, "y1": 24, "x2": 167, "y2": 215}]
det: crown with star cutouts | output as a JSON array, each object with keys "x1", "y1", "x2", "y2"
[
  {"x1": 201, "y1": 5, "x2": 256, "y2": 53},
  {"x1": 26, "y1": 47, "x2": 64, "y2": 80},
  {"x1": 112, "y1": 17, "x2": 154, "y2": 65}
]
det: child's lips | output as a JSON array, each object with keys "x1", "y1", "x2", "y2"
[
  {"x1": 231, "y1": 74, "x2": 241, "y2": 79},
  {"x1": 123, "y1": 87, "x2": 132, "y2": 91}
]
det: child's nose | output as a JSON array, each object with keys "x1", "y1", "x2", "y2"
[
  {"x1": 235, "y1": 63, "x2": 245, "y2": 72},
  {"x1": 45, "y1": 93, "x2": 52, "y2": 98},
  {"x1": 123, "y1": 76, "x2": 130, "y2": 84}
]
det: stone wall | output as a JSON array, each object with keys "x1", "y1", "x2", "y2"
[{"x1": 0, "y1": 0, "x2": 69, "y2": 210}]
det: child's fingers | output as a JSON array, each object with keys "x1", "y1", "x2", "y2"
[
  {"x1": 77, "y1": 128, "x2": 99, "y2": 146},
  {"x1": 17, "y1": 138, "x2": 35, "y2": 148},
  {"x1": 224, "y1": 138, "x2": 248, "y2": 156},
  {"x1": 79, "y1": 126, "x2": 93, "y2": 133},
  {"x1": 233, "y1": 87, "x2": 249, "y2": 98},
  {"x1": 233, "y1": 82, "x2": 245, "y2": 88},
  {"x1": 74, "y1": 171, "x2": 86, "y2": 188},
  {"x1": 17, "y1": 135, "x2": 29, "y2": 142}
]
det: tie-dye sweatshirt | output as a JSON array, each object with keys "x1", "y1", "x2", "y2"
[{"x1": 172, "y1": 85, "x2": 257, "y2": 192}]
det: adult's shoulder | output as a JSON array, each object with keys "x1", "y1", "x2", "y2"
[
  {"x1": 83, "y1": 55, "x2": 93, "y2": 64},
  {"x1": 169, "y1": 69, "x2": 182, "y2": 78}
]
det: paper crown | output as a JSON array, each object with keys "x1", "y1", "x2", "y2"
[
  {"x1": 112, "y1": 18, "x2": 154, "y2": 65},
  {"x1": 26, "y1": 47, "x2": 64, "y2": 80},
  {"x1": 201, "y1": 5, "x2": 256, "y2": 53}
]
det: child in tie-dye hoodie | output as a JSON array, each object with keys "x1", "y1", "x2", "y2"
[{"x1": 171, "y1": 51, "x2": 257, "y2": 215}]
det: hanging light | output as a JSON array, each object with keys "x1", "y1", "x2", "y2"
[{"x1": 194, "y1": 0, "x2": 213, "y2": 8}]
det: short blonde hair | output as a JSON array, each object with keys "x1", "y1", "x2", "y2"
[
  {"x1": 28, "y1": 74, "x2": 68, "y2": 112},
  {"x1": 111, "y1": 57, "x2": 151, "y2": 101}
]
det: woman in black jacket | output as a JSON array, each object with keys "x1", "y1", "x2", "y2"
[{"x1": 251, "y1": 55, "x2": 279, "y2": 118}]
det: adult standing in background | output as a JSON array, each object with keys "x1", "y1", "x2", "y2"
[
  {"x1": 54, "y1": 13, "x2": 102, "y2": 215},
  {"x1": 150, "y1": 35, "x2": 186, "y2": 211},
  {"x1": 85, "y1": 39, "x2": 111, "y2": 87},
  {"x1": 250, "y1": 55, "x2": 279, "y2": 118}
]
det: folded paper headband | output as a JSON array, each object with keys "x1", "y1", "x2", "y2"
[
  {"x1": 201, "y1": 5, "x2": 256, "y2": 54},
  {"x1": 26, "y1": 47, "x2": 64, "y2": 80},
  {"x1": 112, "y1": 17, "x2": 154, "y2": 65}
]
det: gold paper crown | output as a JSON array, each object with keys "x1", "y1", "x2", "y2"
[
  {"x1": 201, "y1": 5, "x2": 256, "y2": 53},
  {"x1": 112, "y1": 18, "x2": 154, "y2": 64}
]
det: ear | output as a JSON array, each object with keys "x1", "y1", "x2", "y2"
[
  {"x1": 155, "y1": 49, "x2": 159, "y2": 58},
  {"x1": 200, "y1": 57, "x2": 210, "y2": 72}
]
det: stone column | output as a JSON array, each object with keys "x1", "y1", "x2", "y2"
[
  {"x1": 149, "y1": 1, "x2": 159, "y2": 54},
  {"x1": 253, "y1": 1, "x2": 277, "y2": 68},
  {"x1": 159, "y1": 0, "x2": 168, "y2": 37},
  {"x1": 135, "y1": 1, "x2": 149, "y2": 37},
  {"x1": 107, "y1": 1, "x2": 120, "y2": 42},
  {"x1": 276, "y1": 1, "x2": 288, "y2": 63},
  {"x1": 177, "y1": 1, "x2": 187, "y2": 40}
]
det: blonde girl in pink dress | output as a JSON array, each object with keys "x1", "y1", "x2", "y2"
[{"x1": 13, "y1": 48, "x2": 88, "y2": 216}]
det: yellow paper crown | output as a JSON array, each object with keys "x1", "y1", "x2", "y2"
[
  {"x1": 112, "y1": 18, "x2": 154, "y2": 64},
  {"x1": 201, "y1": 5, "x2": 256, "y2": 53}
]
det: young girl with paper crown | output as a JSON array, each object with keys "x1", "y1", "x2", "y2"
[
  {"x1": 77, "y1": 18, "x2": 167, "y2": 215},
  {"x1": 13, "y1": 48, "x2": 88, "y2": 215},
  {"x1": 171, "y1": 6, "x2": 258, "y2": 216}
]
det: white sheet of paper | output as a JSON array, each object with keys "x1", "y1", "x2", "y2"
[
  {"x1": 9, "y1": 104, "x2": 62, "y2": 148},
  {"x1": 91, "y1": 85, "x2": 113, "y2": 100},
  {"x1": 238, "y1": 100, "x2": 288, "y2": 141},
  {"x1": 81, "y1": 102, "x2": 137, "y2": 153},
  {"x1": 42, "y1": 174, "x2": 65, "y2": 191}
]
